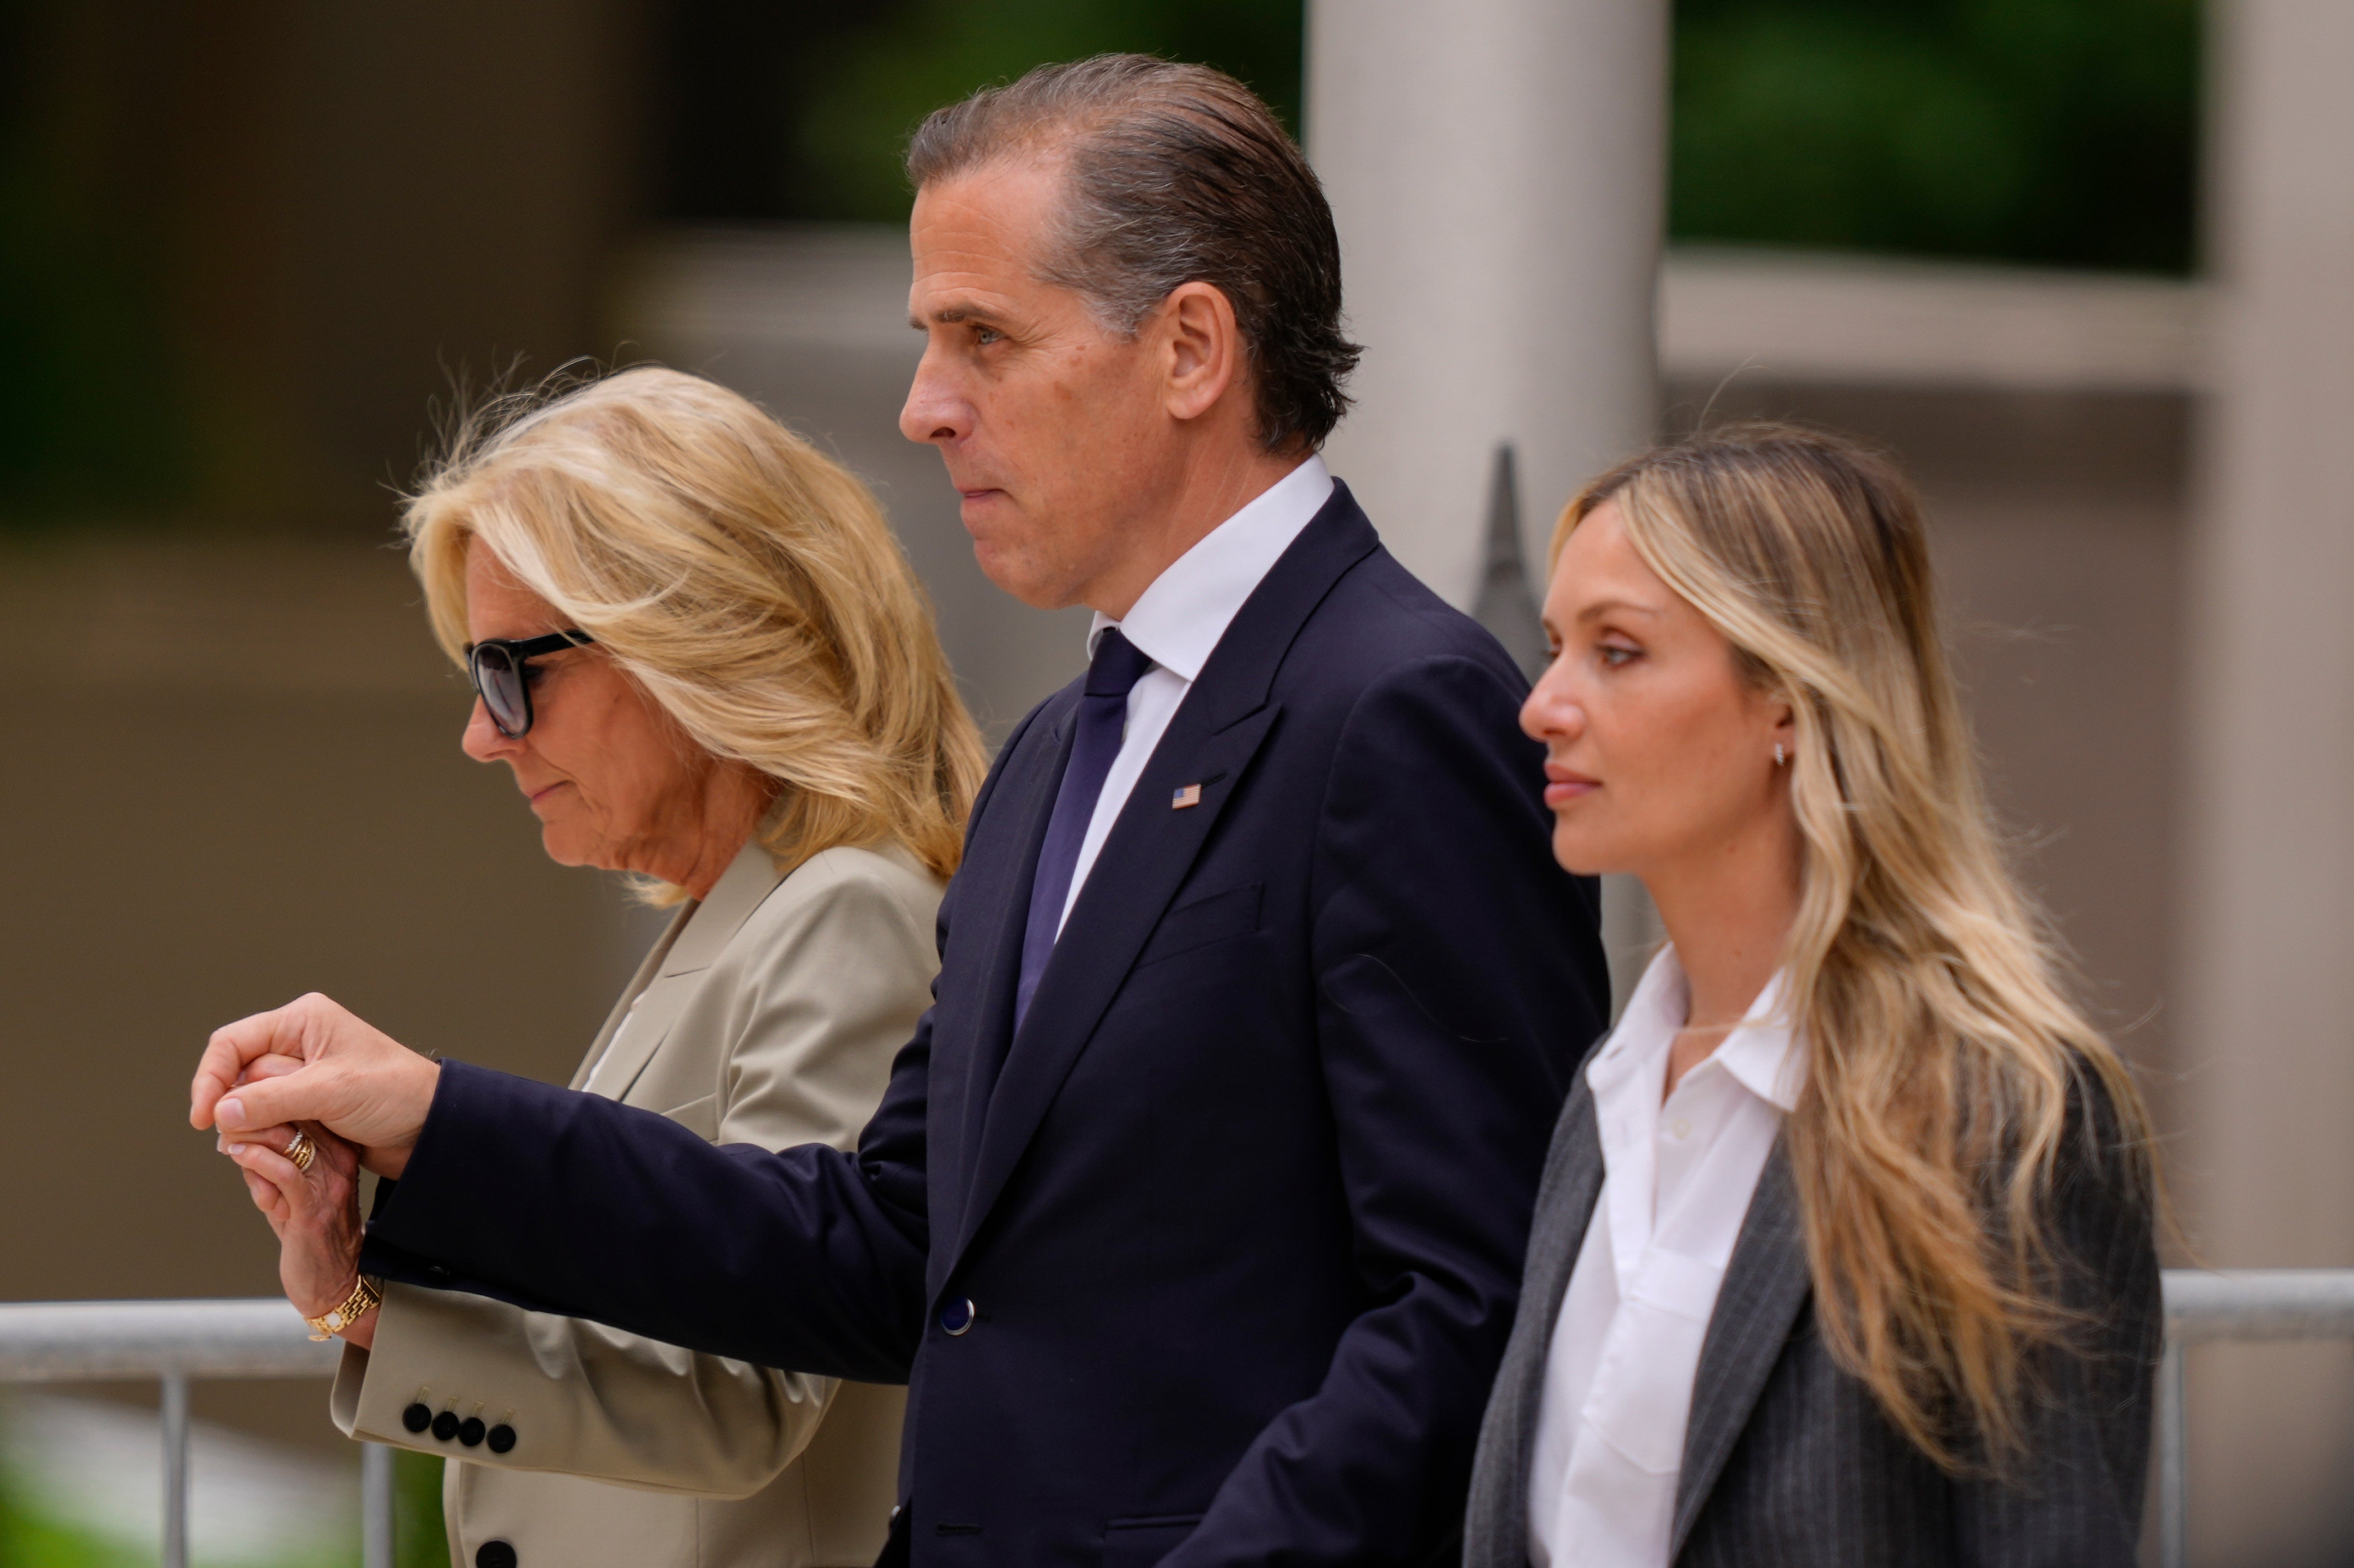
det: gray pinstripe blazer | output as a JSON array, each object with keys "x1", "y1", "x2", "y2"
[{"x1": 1465, "y1": 1074, "x2": 2159, "y2": 1568}]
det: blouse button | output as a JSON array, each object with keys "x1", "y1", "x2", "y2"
[{"x1": 1670, "y1": 1117, "x2": 1692, "y2": 1140}]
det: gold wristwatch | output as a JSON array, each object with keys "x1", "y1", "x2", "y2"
[{"x1": 306, "y1": 1275, "x2": 383, "y2": 1341}]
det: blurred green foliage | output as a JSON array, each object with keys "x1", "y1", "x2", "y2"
[
  {"x1": 1672, "y1": 0, "x2": 2201, "y2": 272},
  {"x1": 0, "y1": 1450, "x2": 362, "y2": 1568},
  {"x1": 788, "y1": 0, "x2": 1304, "y2": 222},
  {"x1": 0, "y1": 1470, "x2": 142, "y2": 1568},
  {"x1": 667, "y1": 0, "x2": 2197, "y2": 274},
  {"x1": 0, "y1": 0, "x2": 197, "y2": 522},
  {"x1": 655, "y1": 0, "x2": 1302, "y2": 223},
  {"x1": 394, "y1": 1450, "x2": 451, "y2": 1568},
  {"x1": 0, "y1": 0, "x2": 2203, "y2": 511}
]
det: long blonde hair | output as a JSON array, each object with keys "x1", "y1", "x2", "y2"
[
  {"x1": 404, "y1": 366, "x2": 986, "y2": 892},
  {"x1": 1556, "y1": 423, "x2": 2154, "y2": 1468}
]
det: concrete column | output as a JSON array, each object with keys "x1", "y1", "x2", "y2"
[
  {"x1": 1305, "y1": 0, "x2": 1671, "y2": 997},
  {"x1": 1305, "y1": 0, "x2": 1668, "y2": 601},
  {"x1": 2180, "y1": 0, "x2": 2354, "y2": 1559}
]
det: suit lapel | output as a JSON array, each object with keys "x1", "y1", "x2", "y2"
[
  {"x1": 945, "y1": 488, "x2": 1379, "y2": 1272},
  {"x1": 579, "y1": 842, "x2": 787, "y2": 1103},
  {"x1": 1474, "y1": 1078, "x2": 1606, "y2": 1568},
  {"x1": 570, "y1": 907, "x2": 690, "y2": 1091},
  {"x1": 1517, "y1": 1085, "x2": 1608, "y2": 1405},
  {"x1": 1669, "y1": 1143, "x2": 1812, "y2": 1556},
  {"x1": 930, "y1": 704, "x2": 1077, "y2": 1262}
]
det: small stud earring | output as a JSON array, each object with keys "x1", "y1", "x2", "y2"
[{"x1": 1774, "y1": 743, "x2": 1788, "y2": 767}]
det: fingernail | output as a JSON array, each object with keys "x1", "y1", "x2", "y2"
[{"x1": 217, "y1": 1097, "x2": 246, "y2": 1131}]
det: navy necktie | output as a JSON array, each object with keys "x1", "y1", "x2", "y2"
[{"x1": 1015, "y1": 628, "x2": 1155, "y2": 1032}]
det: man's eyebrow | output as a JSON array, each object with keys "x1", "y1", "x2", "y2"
[{"x1": 909, "y1": 303, "x2": 1005, "y2": 331}]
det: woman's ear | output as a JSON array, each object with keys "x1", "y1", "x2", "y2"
[{"x1": 1764, "y1": 688, "x2": 1797, "y2": 767}]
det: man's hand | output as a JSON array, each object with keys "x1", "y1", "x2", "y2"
[{"x1": 191, "y1": 994, "x2": 440, "y2": 1179}]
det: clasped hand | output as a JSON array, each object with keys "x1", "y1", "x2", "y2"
[{"x1": 189, "y1": 993, "x2": 445, "y2": 1346}]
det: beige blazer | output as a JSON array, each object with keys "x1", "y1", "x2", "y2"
[{"x1": 329, "y1": 839, "x2": 941, "y2": 1568}]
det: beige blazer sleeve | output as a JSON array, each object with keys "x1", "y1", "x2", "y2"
[{"x1": 328, "y1": 843, "x2": 940, "y2": 1501}]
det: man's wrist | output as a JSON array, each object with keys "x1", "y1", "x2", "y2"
[
  {"x1": 364, "y1": 1057, "x2": 440, "y2": 1180},
  {"x1": 363, "y1": 1145, "x2": 413, "y2": 1181}
]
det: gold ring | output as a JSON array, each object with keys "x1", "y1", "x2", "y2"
[{"x1": 285, "y1": 1130, "x2": 317, "y2": 1173}]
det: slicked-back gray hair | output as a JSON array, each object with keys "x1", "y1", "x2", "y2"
[{"x1": 906, "y1": 54, "x2": 1359, "y2": 452}]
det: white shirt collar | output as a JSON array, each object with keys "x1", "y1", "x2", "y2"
[
  {"x1": 1587, "y1": 946, "x2": 1805, "y2": 1114},
  {"x1": 1086, "y1": 455, "x2": 1334, "y2": 681}
]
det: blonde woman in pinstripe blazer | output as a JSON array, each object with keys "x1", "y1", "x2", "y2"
[
  {"x1": 217, "y1": 368, "x2": 986, "y2": 1568},
  {"x1": 1469, "y1": 426, "x2": 2159, "y2": 1567}
]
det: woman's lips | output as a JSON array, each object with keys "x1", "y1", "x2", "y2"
[
  {"x1": 1542, "y1": 766, "x2": 1598, "y2": 809},
  {"x1": 526, "y1": 781, "x2": 570, "y2": 809}
]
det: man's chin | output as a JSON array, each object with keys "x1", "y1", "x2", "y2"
[{"x1": 972, "y1": 542, "x2": 1081, "y2": 610}]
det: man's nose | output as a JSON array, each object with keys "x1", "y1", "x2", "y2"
[{"x1": 899, "y1": 350, "x2": 968, "y2": 446}]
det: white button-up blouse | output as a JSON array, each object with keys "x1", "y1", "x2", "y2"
[{"x1": 1527, "y1": 948, "x2": 1804, "y2": 1568}]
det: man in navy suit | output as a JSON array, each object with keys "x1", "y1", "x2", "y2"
[{"x1": 196, "y1": 55, "x2": 1608, "y2": 1568}]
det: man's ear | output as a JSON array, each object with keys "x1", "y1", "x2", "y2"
[{"x1": 1160, "y1": 281, "x2": 1242, "y2": 423}]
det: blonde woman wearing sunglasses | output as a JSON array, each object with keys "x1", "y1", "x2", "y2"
[{"x1": 219, "y1": 366, "x2": 984, "y2": 1568}]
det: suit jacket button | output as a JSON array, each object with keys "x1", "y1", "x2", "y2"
[
  {"x1": 401, "y1": 1403, "x2": 432, "y2": 1434},
  {"x1": 458, "y1": 1417, "x2": 486, "y2": 1447},
  {"x1": 476, "y1": 1543, "x2": 517, "y2": 1568},
  {"x1": 486, "y1": 1424, "x2": 516, "y2": 1454},
  {"x1": 431, "y1": 1410, "x2": 461, "y2": 1442},
  {"x1": 939, "y1": 1297, "x2": 976, "y2": 1336}
]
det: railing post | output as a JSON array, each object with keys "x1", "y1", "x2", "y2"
[
  {"x1": 2158, "y1": 1337, "x2": 2187, "y2": 1568},
  {"x1": 362, "y1": 1442, "x2": 396, "y2": 1568},
  {"x1": 160, "y1": 1371, "x2": 191, "y2": 1568}
]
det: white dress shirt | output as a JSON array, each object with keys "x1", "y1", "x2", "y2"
[
  {"x1": 1055, "y1": 454, "x2": 1334, "y2": 933},
  {"x1": 1528, "y1": 947, "x2": 1803, "y2": 1568}
]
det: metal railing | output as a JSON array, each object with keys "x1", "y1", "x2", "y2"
[
  {"x1": 2157, "y1": 1269, "x2": 2354, "y2": 1568},
  {"x1": 0, "y1": 1273, "x2": 2345, "y2": 1568},
  {"x1": 0, "y1": 1298, "x2": 392, "y2": 1568}
]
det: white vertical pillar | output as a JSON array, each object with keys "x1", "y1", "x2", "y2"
[
  {"x1": 1305, "y1": 0, "x2": 1668, "y2": 603},
  {"x1": 1306, "y1": 0, "x2": 1671, "y2": 999},
  {"x1": 2180, "y1": 0, "x2": 2354, "y2": 1558}
]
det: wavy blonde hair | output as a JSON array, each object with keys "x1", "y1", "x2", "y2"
[
  {"x1": 403, "y1": 366, "x2": 985, "y2": 894},
  {"x1": 1556, "y1": 423, "x2": 2154, "y2": 1469}
]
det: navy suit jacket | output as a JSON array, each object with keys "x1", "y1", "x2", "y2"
[{"x1": 362, "y1": 484, "x2": 1610, "y2": 1567}]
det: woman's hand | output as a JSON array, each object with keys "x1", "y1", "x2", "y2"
[
  {"x1": 191, "y1": 993, "x2": 440, "y2": 1179},
  {"x1": 222, "y1": 1120, "x2": 377, "y2": 1351}
]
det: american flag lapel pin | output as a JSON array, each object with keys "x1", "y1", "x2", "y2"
[{"x1": 1171, "y1": 783, "x2": 1203, "y2": 809}]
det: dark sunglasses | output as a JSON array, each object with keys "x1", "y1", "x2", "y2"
[{"x1": 466, "y1": 630, "x2": 596, "y2": 738}]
